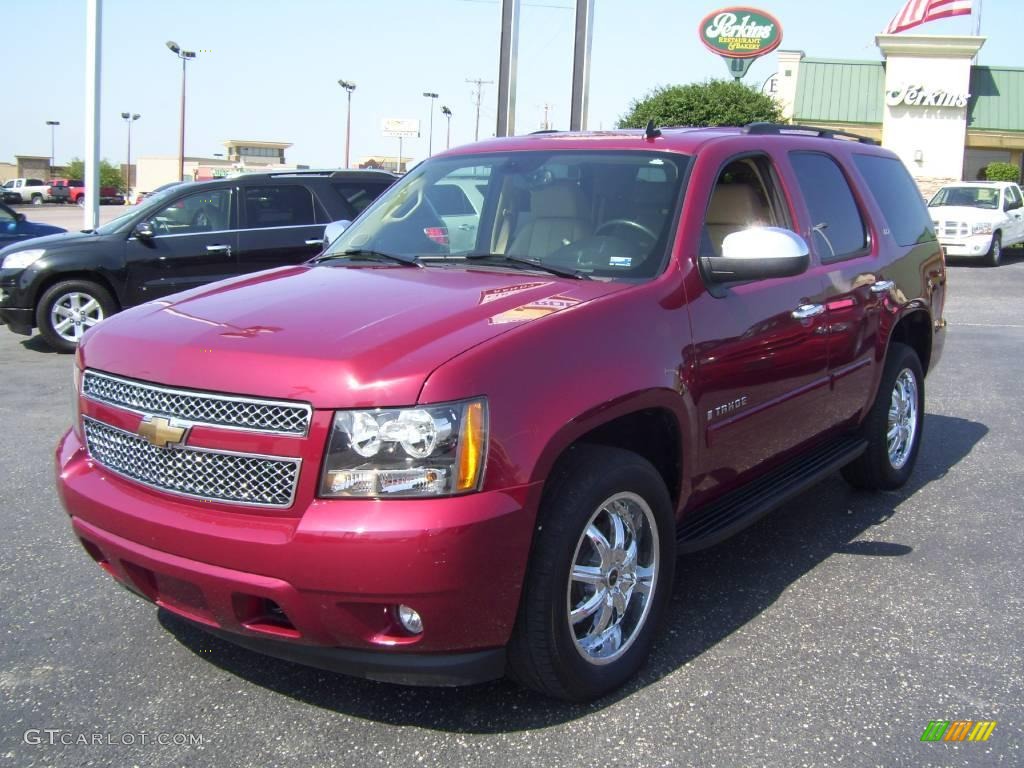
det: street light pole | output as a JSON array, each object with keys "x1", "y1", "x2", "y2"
[
  {"x1": 166, "y1": 41, "x2": 196, "y2": 182},
  {"x1": 422, "y1": 91, "x2": 439, "y2": 156},
  {"x1": 339, "y1": 80, "x2": 356, "y2": 168},
  {"x1": 121, "y1": 112, "x2": 140, "y2": 199},
  {"x1": 45, "y1": 120, "x2": 60, "y2": 170},
  {"x1": 441, "y1": 106, "x2": 452, "y2": 149}
]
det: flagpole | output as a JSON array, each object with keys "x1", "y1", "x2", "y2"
[{"x1": 973, "y1": 0, "x2": 982, "y2": 35}]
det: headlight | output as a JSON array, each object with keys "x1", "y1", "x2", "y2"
[
  {"x1": 1, "y1": 248, "x2": 45, "y2": 269},
  {"x1": 319, "y1": 399, "x2": 487, "y2": 498},
  {"x1": 972, "y1": 223, "x2": 993, "y2": 235}
]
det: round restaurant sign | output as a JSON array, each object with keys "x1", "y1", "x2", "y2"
[{"x1": 699, "y1": 7, "x2": 783, "y2": 59}]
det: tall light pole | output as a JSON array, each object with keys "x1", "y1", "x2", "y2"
[
  {"x1": 45, "y1": 120, "x2": 60, "y2": 171},
  {"x1": 441, "y1": 106, "x2": 452, "y2": 149},
  {"x1": 166, "y1": 41, "x2": 196, "y2": 182},
  {"x1": 422, "y1": 91, "x2": 439, "y2": 156},
  {"x1": 121, "y1": 112, "x2": 140, "y2": 197},
  {"x1": 339, "y1": 79, "x2": 356, "y2": 168}
]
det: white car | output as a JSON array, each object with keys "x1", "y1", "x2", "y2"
[{"x1": 928, "y1": 181, "x2": 1024, "y2": 266}]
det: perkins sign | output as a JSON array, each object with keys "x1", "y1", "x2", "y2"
[
  {"x1": 699, "y1": 8, "x2": 783, "y2": 59},
  {"x1": 886, "y1": 85, "x2": 970, "y2": 108}
]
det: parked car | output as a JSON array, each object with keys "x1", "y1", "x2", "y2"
[
  {"x1": 2, "y1": 178, "x2": 50, "y2": 205},
  {"x1": 0, "y1": 201, "x2": 65, "y2": 247},
  {"x1": 55, "y1": 124, "x2": 946, "y2": 700},
  {"x1": 134, "y1": 181, "x2": 184, "y2": 206},
  {"x1": 48, "y1": 178, "x2": 126, "y2": 206},
  {"x1": 0, "y1": 169, "x2": 397, "y2": 350},
  {"x1": 928, "y1": 180, "x2": 1024, "y2": 266}
]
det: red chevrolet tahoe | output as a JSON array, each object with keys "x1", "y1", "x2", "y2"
[{"x1": 56, "y1": 123, "x2": 946, "y2": 701}]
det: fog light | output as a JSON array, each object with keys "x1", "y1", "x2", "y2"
[{"x1": 396, "y1": 604, "x2": 423, "y2": 634}]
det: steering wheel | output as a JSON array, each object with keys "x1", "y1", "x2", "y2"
[
  {"x1": 381, "y1": 186, "x2": 424, "y2": 223},
  {"x1": 595, "y1": 218, "x2": 658, "y2": 243}
]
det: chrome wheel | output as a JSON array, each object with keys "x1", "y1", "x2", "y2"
[
  {"x1": 50, "y1": 291, "x2": 105, "y2": 343},
  {"x1": 567, "y1": 491, "x2": 659, "y2": 665},
  {"x1": 887, "y1": 368, "x2": 918, "y2": 470}
]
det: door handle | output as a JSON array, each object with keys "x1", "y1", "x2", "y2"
[
  {"x1": 792, "y1": 303, "x2": 825, "y2": 319},
  {"x1": 457, "y1": 224, "x2": 476, "y2": 231},
  {"x1": 305, "y1": 239, "x2": 324, "y2": 246},
  {"x1": 206, "y1": 244, "x2": 231, "y2": 254},
  {"x1": 870, "y1": 279, "x2": 895, "y2": 294}
]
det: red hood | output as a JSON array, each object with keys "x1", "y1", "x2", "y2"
[{"x1": 79, "y1": 264, "x2": 625, "y2": 408}]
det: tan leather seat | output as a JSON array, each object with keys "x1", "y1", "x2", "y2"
[
  {"x1": 705, "y1": 184, "x2": 769, "y2": 255},
  {"x1": 508, "y1": 181, "x2": 592, "y2": 260}
]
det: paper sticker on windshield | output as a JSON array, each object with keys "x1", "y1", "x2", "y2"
[{"x1": 609, "y1": 256, "x2": 632, "y2": 268}]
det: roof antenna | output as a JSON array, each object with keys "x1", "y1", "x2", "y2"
[{"x1": 644, "y1": 120, "x2": 662, "y2": 139}]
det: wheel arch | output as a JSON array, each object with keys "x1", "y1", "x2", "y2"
[
  {"x1": 888, "y1": 307, "x2": 933, "y2": 375},
  {"x1": 530, "y1": 389, "x2": 691, "y2": 512},
  {"x1": 32, "y1": 271, "x2": 122, "y2": 315}
]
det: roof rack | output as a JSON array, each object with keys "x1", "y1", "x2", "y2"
[
  {"x1": 529, "y1": 129, "x2": 561, "y2": 135},
  {"x1": 741, "y1": 122, "x2": 879, "y2": 145}
]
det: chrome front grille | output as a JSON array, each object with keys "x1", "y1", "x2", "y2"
[
  {"x1": 82, "y1": 370, "x2": 311, "y2": 435},
  {"x1": 933, "y1": 220, "x2": 969, "y2": 239},
  {"x1": 83, "y1": 417, "x2": 300, "y2": 508}
]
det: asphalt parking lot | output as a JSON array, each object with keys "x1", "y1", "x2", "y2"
[{"x1": 1, "y1": 252, "x2": 1022, "y2": 767}]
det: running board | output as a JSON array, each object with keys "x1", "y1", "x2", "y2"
[{"x1": 676, "y1": 435, "x2": 867, "y2": 553}]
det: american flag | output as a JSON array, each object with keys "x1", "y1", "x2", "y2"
[{"x1": 885, "y1": 0, "x2": 973, "y2": 34}]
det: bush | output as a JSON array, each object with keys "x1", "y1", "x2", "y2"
[
  {"x1": 618, "y1": 79, "x2": 782, "y2": 129},
  {"x1": 983, "y1": 162, "x2": 1020, "y2": 183}
]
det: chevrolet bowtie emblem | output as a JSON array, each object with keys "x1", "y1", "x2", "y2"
[{"x1": 137, "y1": 416, "x2": 188, "y2": 448}]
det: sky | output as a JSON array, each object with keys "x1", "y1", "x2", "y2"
[{"x1": 2, "y1": 0, "x2": 1017, "y2": 172}]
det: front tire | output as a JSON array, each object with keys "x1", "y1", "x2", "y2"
[
  {"x1": 507, "y1": 444, "x2": 676, "y2": 701},
  {"x1": 842, "y1": 342, "x2": 924, "y2": 490},
  {"x1": 986, "y1": 232, "x2": 1002, "y2": 267},
  {"x1": 36, "y1": 280, "x2": 117, "y2": 353}
]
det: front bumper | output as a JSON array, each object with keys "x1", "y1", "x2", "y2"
[
  {"x1": 56, "y1": 429, "x2": 538, "y2": 686},
  {"x1": 939, "y1": 234, "x2": 993, "y2": 257},
  {"x1": 0, "y1": 307, "x2": 33, "y2": 335}
]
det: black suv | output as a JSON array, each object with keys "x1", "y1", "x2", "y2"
[{"x1": 0, "y1": 169, "x2": 396, "y2": 351}]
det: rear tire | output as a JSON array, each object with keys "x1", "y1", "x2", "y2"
[
  {"x1": 31, "y1": 194, "x2": 43, "y2": 206},
  {"x1": 842, "y1": 342, "x2": 924, "y2": 490},
  {"x1": 986, "y1": 232, "x2": 1002, "y2": 267},
  {"x1": 36, "y1": 279, "x2": 117, "y2": 353},
  {"x1": 507, "y1": 444, "x2": 676, "y2": 701}
]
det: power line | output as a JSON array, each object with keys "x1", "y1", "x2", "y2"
[{"x1": 466, "y1": 78, "x2": 494, "y2": 141}]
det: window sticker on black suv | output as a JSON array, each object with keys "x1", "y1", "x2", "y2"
[
  {"x1": 790, "y1": 152, "x2": 868, "y2": 262},
  {"x1": 853, "y1": 154, "x2": 935, "y2": 246}
]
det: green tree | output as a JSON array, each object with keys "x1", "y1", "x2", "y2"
[
  {"x1": 63, "y1": 157, "x2": 126, "y2": 190},
  {"x1": 618, "y1": 79, "x2": 782, "y2": 129},
  {"x1": 983, "y1": 161, "x2": 1020, "y2": 183}
]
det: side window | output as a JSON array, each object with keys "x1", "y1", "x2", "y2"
[
  {"x1": 151, "y1": 189, "x2": 233, "y2": 235},
  {"x1": 790, "y1": 152, "x2": 868, "y2": 262},
  {"x1": 853, "y1": 154, "x2": 934, "y2": 246},
  {"x1": 0, "y1": 206, "x2": 15, "y2": 223},
  {"x1": 332, "y1": 181, "x2": 392, "y2": 217},
  {"x1": 243, "y1": 186, "x2": 316, "y2": 229},
  {"x1": 702, "y1": 156, "x2": 787, "y2": 257},
  {"x1": 425, "y1": 183, "x2": 475, "y2": 215},
  {"x1": 1006, "y1": 185, "x2": 1022, "y2": 210}
]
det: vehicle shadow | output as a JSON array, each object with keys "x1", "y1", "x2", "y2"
[
  {"x1": 159, "y1": 412, "x2": 986, "y2": 733},
  {"x1": 19, "y1": 335, "x2": 60, "y2": 354}
]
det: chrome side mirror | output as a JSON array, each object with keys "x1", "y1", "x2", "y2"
[
  {"x1": 703, "y1": 227, "x2": 810, "y2": 282},
  {"x1": 322, "y1": 219, "x2": 352, "y2": 248},
  {"x1": 133, "y1": 221, "x2": 155, "y2": 240}
]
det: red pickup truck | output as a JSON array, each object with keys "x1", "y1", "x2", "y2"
[
  {"x1": 48, "y1": 178, "x2": 125, "y2": 205},
  {"x1": 56, "y1": 123, "x2": 946, "y2": 700}
]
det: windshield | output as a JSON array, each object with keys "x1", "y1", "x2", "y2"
[
  {"x1": 929, "y1": 186, "x2": 1000, "y2": 209},
  {"x1": 93, "y1": 182, "x2": 191, "y2": 234},
  {"x1": 323, "y1": 150, "x2": 690, "y2": 281}
]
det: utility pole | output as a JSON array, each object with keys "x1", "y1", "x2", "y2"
[
  {"x1": 466, "y1": 78, "x2": 492, "y2": 142},
  {"x1": 422, "y1": 91, "x2": 439, "y2": 155},
  {"x1": 541, "y1": 103, "x2": 553, "y2": 130},
  {"x1": 166, "y1": 41, "x2": 197, "y2": 182},
  {"x1": 121, "y1": 112, "x2": 140, "y2": 196},
  {"x1": 496, "y1": 0, "x2": 521, "y2": 137},
  {"x1": 84, "y1": 0, "x2": 102, "y2": 230},
  {"x1": 45, "y1": 120, "x2": 60, "y2": 171},
  {"x1": 441, "y1": 106, "x2": 453, "y2": 149},
  {"x1": 339, "y1": 80, "x2": 356, "y2": 168}
]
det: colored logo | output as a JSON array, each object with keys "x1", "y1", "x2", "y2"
[
  {"x1": 699, "y1": 7, "x2": 783, "y2": 59},
  {"x1": 920, "y1": 720, "x2": 997, "y2": 742},
  {"x1": 137, "y1": 416, "x2": 189, "y2": 449}
]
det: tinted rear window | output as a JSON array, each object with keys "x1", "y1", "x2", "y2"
[
  {"x1": 790, "y1": 152, "x2": 867, "y2": 262},
  {"x1": 853, "y1": 154, "x2": 934, "y2": 246}
]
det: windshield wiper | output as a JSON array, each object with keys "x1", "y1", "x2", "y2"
[
  {"x1": 464, "y1": 253, "x2": 589, "y2": 280},
  {"x1": 313, "y1": 249, "x2": 421, "y2": 267}
]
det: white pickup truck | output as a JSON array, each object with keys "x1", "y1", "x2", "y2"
[
  {"x1": 1, "y1": 178, "x2": 51, "y2": 206},
  {"x1": 928, "y1": 181, "x2": 1024, "y2": 266}
]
